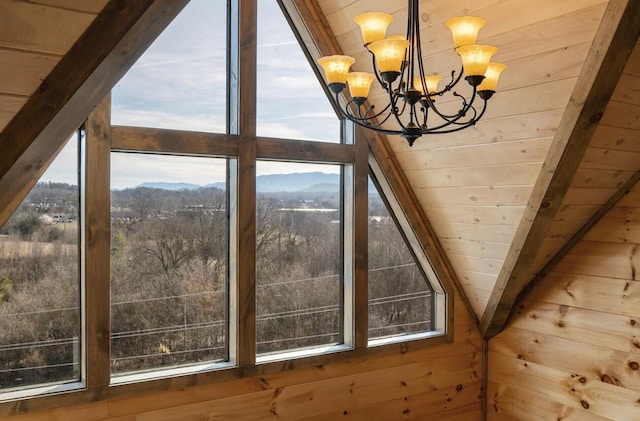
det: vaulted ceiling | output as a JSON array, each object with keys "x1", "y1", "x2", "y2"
[{"x1": 0, "y1": 0, "x2": 638, "y2": 339}]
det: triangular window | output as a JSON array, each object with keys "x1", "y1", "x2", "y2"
[{"x1": 368, "y1": 158, "x2": 445, "y2": 343}]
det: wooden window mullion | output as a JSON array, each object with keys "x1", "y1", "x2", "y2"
[{"x1": 85, "y1": 94, "x2": 112, "y2": 387}]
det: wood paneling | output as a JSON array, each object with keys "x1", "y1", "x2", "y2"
[
  {"x1": 0, "y1": 1, "x2": 95, "y2": 54},
  {"x1": 488, "y1": 181, "x2": 640, "y2": 420},
  {"x1": 481, "y1": 0, "x2": 640, "y2": 336},
  {"x1": 24, "y1": 0, "x2": 109, "y2": 14}
]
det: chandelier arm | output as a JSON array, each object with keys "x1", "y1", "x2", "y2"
[
  {"x1": 441, "y1": 65, "x2": 465, "y2": 94},
  {"x1": 427, "y1": 85, "x2": 479, "y2": 122},
  {"x1": 342, "y1": 96, "x2": 397, "y2": 128},
  {"x1": 424, "y1": 98, "x2": 488, "y2": 132},
  {"x1": 407, "y1": 0, "x2": 417, "y2": 86},
  {"x1": 420, "y1": 103, "x2": 429, "y2": 129},
  {"x1": 387, "y1": 85, "x2": 411, "y2": 133},
  {"x1": 343, "y1": 107, "x2": 405, "y2": 135},
  {"x1": 346, "y1": 97, "x2": 394, "y2": 123}
]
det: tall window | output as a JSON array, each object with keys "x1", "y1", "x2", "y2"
[
  {"x1": 255, "y1": 161, "x2": 344, "y2": 357},
  {"x1": 110, "y1": 153, "x2": 229, "y2": 374},
  {"x1": 108, "y1": 0, "x2": 230, "y2": 377},
  {"x1": 0, "y1": 134, "x2": 81, "y2": 392}
]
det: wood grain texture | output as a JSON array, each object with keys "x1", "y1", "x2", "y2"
[
  {"x1": 0, "y1": 1, "x2": 95, "y2": 54},
  {"x1": 85, "y1": 94, "x2": 112, "y2": 388},
  {"x1": 353, "y1": 129, "x2": 368, "y2": 348},
  {"x1": 235, "y1": 0, "x2": 258, "y2": 366},
  {"x1": 23, "y1": 0, "x2": 109, "y2": 14},
  {"x1": 256, "y1": 136, "x2": 354, "y2": 163},
  {"x1": 111, "y1": 126, "x2": 238, "y2": 156},
  {"x1": 481, "y1": 0, "x2": 640, "y2": 338},
  {"x1": 488, "y1": 180, "x2": 640, "y2": 420}
]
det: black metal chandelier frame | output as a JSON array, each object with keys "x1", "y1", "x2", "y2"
[{"x1": 327, "y1": 0, "x2": 496, "y2": 146}]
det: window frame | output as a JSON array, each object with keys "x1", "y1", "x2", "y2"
[{"x1": 0, "y1": 0, "x2": 454, "y2": 411}]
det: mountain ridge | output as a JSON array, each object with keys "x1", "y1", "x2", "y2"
[{"x1": 133, "y1": 172, "x2": 340, "y2": 193}]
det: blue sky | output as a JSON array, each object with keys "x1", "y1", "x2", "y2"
[{"x1": 42, "y1": 0, "x2": 340, "y2": 189}]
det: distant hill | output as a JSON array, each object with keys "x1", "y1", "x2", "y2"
[
  {"x1": 135, "y1": 172, "x2": 340, "y2": 193},
  {"x1": 256, "y1": 172, "x2": 339, "y2": 193},
  {"x1": 135, "y1": 182, "x2": 202, "y2": 191},
  {"x1": 299, "y1": 183, "x2": 339, "y2": 192}
]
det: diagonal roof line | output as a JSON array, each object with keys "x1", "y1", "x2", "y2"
[
  {"x1": 0, "y1": 0, "x2": 189, "y2": 227},
  {"x1": 287, "y1": 0, "x2": 478, "y2": 324},
  {"x1": 480, "y1": 0, "x2": 640, "y2": 339}
]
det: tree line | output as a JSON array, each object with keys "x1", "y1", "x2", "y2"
[{"x1": 0, "y1": 182, "x2": 432, "y2": 389}]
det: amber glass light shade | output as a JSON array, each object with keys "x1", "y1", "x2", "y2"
[
  {"x1": 425, "y1": 75, "x2": 442, "y2": 94},
  {"x1": 368, "y1": 38, "x2": 410, "y2": 73},
  {"x1": 347, "y1": 72, "x2": 376, "y2": 98},
  {"x1": 413, "y1": 75, "x2": 442, "y2": 95},
  {"x1": 445, "y1": 16, "x2": 486, "y2": 48},
  {"x1": 317, "y1": 55, "x2": 356, "y2": 84},
  {"x1": 478, "y1": 62, "x2": 506, "y2": 91},
  {"x1": 354, "y1": 12, "x2": 394, "y2": 45},
  {"x1": 455, "y1": 45, "x2": 498, "y2": 77}
]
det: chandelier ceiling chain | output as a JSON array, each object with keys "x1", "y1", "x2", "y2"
[{"x1": 318, "y1": 0, "x2": 506, "y2": 146}]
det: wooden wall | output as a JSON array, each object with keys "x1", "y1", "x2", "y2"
[
  {"x1": 3, "y1": 295, "x2": 481, "y2": 421},
  {"x1": 488, "y1": 183, "x2": 640, "y2": 420}
]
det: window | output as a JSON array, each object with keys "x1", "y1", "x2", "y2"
[
  {"x1": 368, "y1": 176, "x2": 434, "y2": 342},
  {"x1": 255, "y1": 161, "x2": 346, "y2": 358},
  {"x1": 110, "y1": 153, "x2": 230, "y2": 375},
  {"x1": 0, "y1": 0, "x2": 448, "y2": 406},
  {"x1": 0, "y1": 134, "x2": 81, "y2": 394},
  {"x1": 368, "y1": 158, "x2": 447, "y2": 344}
]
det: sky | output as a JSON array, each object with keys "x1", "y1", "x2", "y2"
[{"x1": 41, "y1": 0, "x2": 341, "y2": 189}]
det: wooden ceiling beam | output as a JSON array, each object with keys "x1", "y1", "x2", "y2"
[
  {"x1": 480, "y1": 0, "x2": 640, "y2": 339},
  {"x1": 0, "y1": 0, "x2": 189, "y2": 227},
  {"x1": 287, "y1": 0, "x2": 477, "y2": 324}
]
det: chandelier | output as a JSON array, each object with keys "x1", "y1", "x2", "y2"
[{"x1": 317, "y1": 0, "x2": 505, "y2": 146}]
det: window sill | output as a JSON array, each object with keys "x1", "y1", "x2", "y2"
[
  {"x1": 368, "y1": 329, "x2": 446, "y2": 348},
  {"x1": 0, "y1": 381, "x2": 84, "y2": 403},
  {"x1": 111, "y1": 361, "x2": 236, "y2": 386},
  {"x1": 256, "y1": 343, "x2": 352, "y2": 364}
]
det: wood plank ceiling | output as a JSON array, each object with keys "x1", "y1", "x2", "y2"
[
  {"x1": 0, "y1": 0, "x2": 639, "y2": 340},
  {"x1": 0, "y1": 0, "x2": 108, "y2": 130},
  {"x1": 319, "y1": 0, "x2": 640, "y2": 330}
]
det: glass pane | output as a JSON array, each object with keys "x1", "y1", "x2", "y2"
[
  {"x1": 111, "y1": 0, "x2": 227, "y2": 133},
  {"x1": 110, "y1": 153, "x2": 228, "y2": 374},
  {"x1": 256, "y1": 161, "x2": 342, "y2": 355},
  {"x1": 368, "y1": 176, "x2": 434, "y2": 341},
  {"x1": 0, "y1": 136, "x2": 80, "y2": 391},
  {"x1": 257, "y1": 1, "x2": 340, "y2": 142}
]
